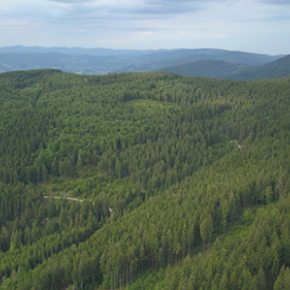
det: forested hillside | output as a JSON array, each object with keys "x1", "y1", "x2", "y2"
[
  {"x1": 158, "y1": 59, "x2": 247, "y2": 79},
  {"x1": 0, "y1": 69, "x2": 290, "y2": 289},
  {"x1": 158, "y1": 54, "x2": 290, "y2": 80},
  {"x1": 233, "y1": 54, "x2": 290, "y2": 80}
]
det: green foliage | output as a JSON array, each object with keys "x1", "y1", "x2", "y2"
[
  {"x1": 0, "y1": 70, "x2": 290, "y2": 289},
  {"x1": 160, "y1": 197, "x2": 290, "y2": 290}
]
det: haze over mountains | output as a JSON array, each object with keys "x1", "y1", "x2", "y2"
[{"x1": 0, "y1": 45, "x2": 288, "y2": 80}]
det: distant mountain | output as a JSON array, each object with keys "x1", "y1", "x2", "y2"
[
  {"x1": 232, "y1": 54, "x2": 290, "y2": 80},
  {"x1": 118, "y1": 49, "x2": 281, "y2": 72},
  {"x1": 158, "y1": 54, "x2": 290, "y2": 80},
  {"x1": 157, "y1": 59, "x2": 248, "y2": 79},
  {"x1": 0, "y1": 46, "x2": 285, "y2": 78},
  {"x1": 0, "y1": 45, "x2": 153, "y2": 57},
  {"x1": 0, "y1": 53, "x2": 131, "y2": 74}
]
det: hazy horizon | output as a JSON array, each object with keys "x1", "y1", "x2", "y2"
[
  {"x1": 0, "y1": 0, "x2": 289, "y2": 55},
  {"x1": 0, "y1": 45, "x2": 286, "y2": 57}
]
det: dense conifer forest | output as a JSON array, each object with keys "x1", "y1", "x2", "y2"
[{"x1": 0, "y1": 69, "x2": 290, "y2": 289}]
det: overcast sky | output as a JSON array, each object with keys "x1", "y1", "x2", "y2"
[{"x1": 0, "y1": 0, "x2": 289, "y2": 55}]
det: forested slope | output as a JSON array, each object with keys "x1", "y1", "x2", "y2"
[
  {"x1": 158, "y1": 54, "x2": 290, "y2": 80},
  {"x1": 233, "y1": 54, "x2": 290, "y2": 80},
  {"x1": 157, "y1": 59, "x2": 248, "y2": 79},
  {"x1": 0, "y1": 70, "x2": 290, "y2": 289}
]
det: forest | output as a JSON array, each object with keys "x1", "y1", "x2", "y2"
[{"x1": 0, "y1": 69, "x2": 290, "y2": 289}]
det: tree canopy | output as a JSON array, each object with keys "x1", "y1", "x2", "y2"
[{"x1": 0, "y1": 69, "x2": 290, "y2": 289}]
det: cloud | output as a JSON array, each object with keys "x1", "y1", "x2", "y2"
[
  {"x1": 46, "y1": 0, "x2": 204, "y2": 17},
  {"x1": 129, "y1": 2, "x2": 202, "y2": 15},
  {"x1": 257, "y1": 0, "x2": 290, "y2": 4},
  {"x1": 48, "y1": 0, "x2": 96, "y2": 3},
  {"x1": 0, "y1": 0, "x2": 289, "y2": 54}
]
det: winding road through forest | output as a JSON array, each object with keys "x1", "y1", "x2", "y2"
[
  {"x1": 44, "y1": 196, "x2": 84, "y2": 202},
  {"x1": 44, "y1": 195, "x2": 114, "y2": 213}
]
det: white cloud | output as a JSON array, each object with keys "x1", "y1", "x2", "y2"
[{"x1": 0, "y1": 0, "x2": 288, "y2": 54}]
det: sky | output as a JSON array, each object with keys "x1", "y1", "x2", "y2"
[{"x1": 0, "y1": 0, "x2": 289, "y2": 55}]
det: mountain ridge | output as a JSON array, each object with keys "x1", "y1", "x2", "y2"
[
  {"x1": 0, "y1": 46, "x2": 284, "y2": 78},
  {"x1": 158, "y1": 54, "x2": 290, "y2": 80}
]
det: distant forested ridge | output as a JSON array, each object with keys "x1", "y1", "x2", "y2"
[
  {"x1": 158, "y1": 54, "x2": 290, "y2": 80},
  {"x1": 0, "y1": 69, "x2": 290, "y2": 289},
  {"x1": 0, "y1": 46, "x2": 282, "y2": 76}
]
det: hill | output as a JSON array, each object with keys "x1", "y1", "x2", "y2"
[
  {"x1": 0, "y1": 70, "x2": 290, "y2": 289},
  {"x1": 0, "y1": 45, "x2": 153, "y2": 57},
  {"x1": 0, "y1": 46, "x2": 282, "y2": 76},
  {"x1": 119, "y1": 49, "x2": 279, "y2": 73},
  {"x1": 158, "y1": 54, "x2": 290, "y2": 80},
  {"x1": 157, "y1": 59, "x2": 248, "y2": 78},
  {"x1": 0, "y1": 53, "x2": 130, "y2": 74},
  {"x1": 233, "y1": 54, "x2": 290, "y2": 80}
]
